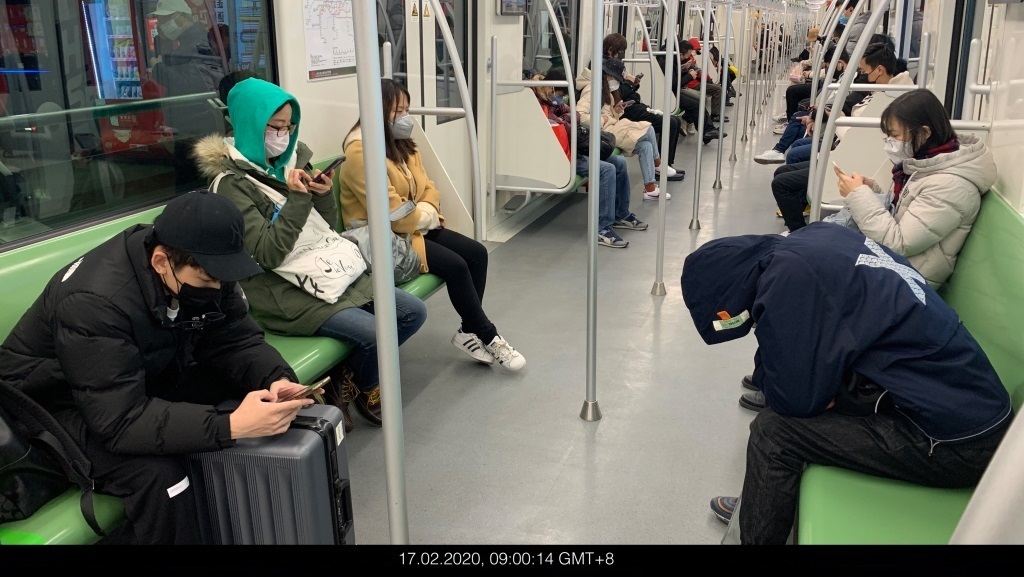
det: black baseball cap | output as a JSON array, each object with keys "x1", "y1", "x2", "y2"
[
  {"x1": 153, "y1": 190, "x2": 263, "y2": 282},
  {"x1": 602, "y1": 57, "x2": 627, "y2": 85}
]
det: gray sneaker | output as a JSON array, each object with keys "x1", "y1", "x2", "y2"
[
  {"x1": 598, "y1": 227, "x2": 628, "y2": 248},
  {"x1": 612, "y1": 213, "x2": 649, "y2": 231}
]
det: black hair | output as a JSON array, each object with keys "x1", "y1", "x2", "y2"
[
  {"x1": 349, "y1": 79, "x2": 418, "y2": 163},
  {"x1": 160, "y1": 245, "x2": 200, "y2": 271},
  {"x1": 218, "y1": 70, "x2": 259, "y2": 105},
  {"x1": 833, "y1": 23, "x2": 846, "y2": 37},
  {"x1": 679, "y1": 40, "x2": 694, "y2": 53},
  {"x1": 881, "y1": 89, "x2": 956, "y2": 154},
  {"x1": 846, "y1": 0, "x2": 860, "y2": 8},
  {"x1": 545, "y1": 66, "x2": 569, "y2": 97},
  {"x1": 603, "y1": 33, "x2": 628, "y2": 58},
  {"x1": 868, "y1": 33, "x2": 895, "y2": 51},
  {"x1": 823, "y1": 46, "x2": 851, "y2": 64},
  {"x1": 862, "y1": 42, "x2": 897, "y2": 76}
]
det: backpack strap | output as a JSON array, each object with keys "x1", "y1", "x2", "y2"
[{"x1": 0, "y1": 381, "x2": 106, "y2": 537}]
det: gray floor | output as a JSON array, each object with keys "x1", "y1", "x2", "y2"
[{"x1": 344, "y1": 84, "x2": 794, "y2": 544}]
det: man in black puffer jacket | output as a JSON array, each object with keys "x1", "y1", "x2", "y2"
[{"x1": 0, "y1": 191, "x2": 318, "y2": 544}]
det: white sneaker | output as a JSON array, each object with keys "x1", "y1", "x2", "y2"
[
  {"x1": 485, "y1": 335, "x2": 526, "y2": 371},
  {"x1": 451, "y1": 329, "x2": 494, "y2": 365},
  {"x1": 686, "y1": 123, "x2": 697, "y2": 135},
  {"x1": 774, "y1": 112, "x2": 789, "y2": 123},
  {"x1": 772, "y1": 124, "x2": 787, "y2": 135},
  {"x1": 753, "y1": 149, "x2": 786, "y2": 164},
  {"x1": 644, "y1": 187, "x2": 671, "y2": 201}
]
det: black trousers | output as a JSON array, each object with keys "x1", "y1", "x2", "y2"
[
  {"x1": 786, "y1": 83, "x2": 813, "y2": 119},
  {"x1": 623, "y1": 106, "x2": 681, "y2": 165},
  {"x1": 739, "y1": 407, "x2": 1007, "y2": 545},
  {"x1": 424, "y1": 227, "x2": 496, "y2": 344},
  {"x1": 771, "y1": 161, "x2": 810, "y2": 232}
]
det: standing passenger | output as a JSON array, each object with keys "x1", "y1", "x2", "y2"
[{"x1": 338, "y1": 79, "x2": 526, "y2": 372}]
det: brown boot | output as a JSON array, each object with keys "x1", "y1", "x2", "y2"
[
  {"x1": 322, "y1": 374, "x2": 355, "y2": 434},
  {"x1": 351, "y1": 385, "x2": 382, "y2": 427}
]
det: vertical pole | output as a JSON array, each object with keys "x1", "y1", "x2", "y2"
[
  {"x1": 712, "y1": 1, "x2": 732, "y2": 187},
  {"x1": 652, "y1": 0, "x2": 678, "y2": 297},
  {"x1": 490, "y1": 36, "x2": 498, "y2": 233},
  {"x1": 351, "y1": 0, "x2": 409, "y2": 545},
  {"x1": 740, "y1": 7, "x2": 754, "y2": 142},
  {"x1": 383, "y1": 41, "x2": 393, "y2": 79},
  {"x1": 689, "y1": 0, "x2": 712, "y2": 231},
  {"x1": 918, "y1": 32, "x2": 931, "y2": 88},
  {"x1": 580, "y1": 1, "x2": 603, "y2": 423}
]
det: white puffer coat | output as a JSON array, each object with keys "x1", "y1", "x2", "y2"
[{"x1": 575, "y1": 67, "x2": 651, "y2": 155}]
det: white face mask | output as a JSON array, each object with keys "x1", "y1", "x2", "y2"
[
  {"x1": 882, "y1": 136, "x2": 914, "y2": 165},
  {"x1": 265, "y1": 132, "x2": 290, "y2": 158},
  {"x1": 608, "y1": 80, "x2": 620, "y2": 93},
  {"x1": 390, "y1": 114, "x2": 415, "y2": 140},
  {"x1": 159, "y1": 17, "x2": 185, "y2": 41}
]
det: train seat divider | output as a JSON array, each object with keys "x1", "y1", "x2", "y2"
[
  {"x1": 796, "y1": 190, "x2": 1024, "y2": 544},
  {"x1": 0, "y1": 157, "x2": 443, "y2": 545}
]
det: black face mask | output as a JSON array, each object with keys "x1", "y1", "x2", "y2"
[
  {"x1": 854, "y1": 72, "x2": 870, "y2": 84},
  {"x1": 167, "y1": 268, "x2": 226, "y2": 329}
]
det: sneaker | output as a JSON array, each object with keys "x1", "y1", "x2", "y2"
[
  {"x1": 753, "y1": 149, "x2": 786, "y2": 164},
  {"x1": 485, "y1": 335, "x2": 526, "y2": 371},
  {"x1": 739, "y1": 390, "x2": 766, "y2": 412},
  {"x1": 654, "y1": 165, "x2": 684, "y2": 181},
  {"x1": 352, "y1": 385, "x2": 382, "y2": 427},
  {"x1": 643, "y1": 187, "x2": 671, "y2": 201},
  {"x1": 710, "y1": 496, "x2": 739, "y2": 525},
  {"x1": 772, "y1": 124, "x2": 787, "y2": 135},
  {"x1": 598, "y1": 227, "x2": 629, "y2": 248},
  {"x1": 451, "y1": 329, "x2": 495, "y2": 365},
  {"x1": 686, "y1": 123, "x2": 697, "y2": 135},
  {"x1": 612, "y1": 213, "x2": 649, "y2": 231},
  {"x1": 774, "y1": 112, "x2": 789, "y2": 123},
  {"x1": 741, "y1": 375, "x2": 759, "y2": 391}
]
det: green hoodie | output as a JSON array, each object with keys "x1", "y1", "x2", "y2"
[{"x1": 227, "y1": 77, "x2": 300, "y2": 181}]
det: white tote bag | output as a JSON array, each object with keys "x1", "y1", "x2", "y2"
[{"x1": 212, "y1": 172, "x2": 366, "y2": 304}]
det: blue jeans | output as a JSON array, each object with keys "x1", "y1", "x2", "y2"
[
  {"x1": 786, "y1": 137, "x2": 815, "y2": 164},
  {"x1": 633, "y1": 126, "x2": 660, "y2": 185},
  {"x1": 578, "y1": 154, "x2": 631, "y2": 231},
  {"x1": 315, "y1": 288, "x2": 427, "y2": 392},
  {"x1": 772, "y1": 111, "x2": 808, "y2": 153}
]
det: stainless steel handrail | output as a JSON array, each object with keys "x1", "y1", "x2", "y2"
[
  {"x1": 712, "y1": 1, "x2": 733, "y2": 189},
  {"x1": 689, "y1": 0, "x2": 713, "y2": 231},
  {"x1": 652, "y1": 0, "x2": 679, "y2": 297}
]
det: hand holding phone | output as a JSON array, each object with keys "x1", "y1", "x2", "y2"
[
  {"x1": 277, "y1": 376, "x2": 331, "y2": 402},
  {"x1": 619, "y1": 100, "x2": 635, "y2": 109},
  {"x1": 315, "y1": 157, "x2": 345, "y2": 184},
  {"x1": 832, "y1": 161, "x2": 848, "y2": 177}
]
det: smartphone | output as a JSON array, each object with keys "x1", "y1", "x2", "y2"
[
  {"x1": 278, "y1": 375, "x2": 331, "y2": 402},
  {"x1": 635, "y1": 72, "x2": 644, "y2": 80},
  {"x1": 620, "y1": 100, "x2": 635, "y2": 108},
  {"x1": 832, "y1": 161, "x2": 848, "y2": 176},
  {"x1": 314, "y1": 157, "x2": 345, "y2": 184}
]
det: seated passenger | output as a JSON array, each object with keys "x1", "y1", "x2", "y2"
[
  {"x1": 0, "y1": 192, "x2": 318, "y2": 544},
  {"x1": 603, "y1": 32, "x2": 684, "y2": 179},
  {"x1": 681, "y1": 223, "x2": 1012, "y2": 545},
  {"x1": 194, "y1": 78, "x2": 428, "y2": 433},
  {"x1": 538, "y1": 67, "x2": 648, "y2": 249},
  {"x1": 577, "y1": 58, "x2": 671, "y2": 202},
  {"x1": 338, "y1": 79, "x2": 525, "y2": 371},
  {"x1": 681, "y1": 37, "x2": 724, "y2": 119},
  {"x1": 834, "y1": 88, "x2": 996, "y2": 288},
  {"x1": 772, "y1": 44, "x2": 914, "y2": 232}
]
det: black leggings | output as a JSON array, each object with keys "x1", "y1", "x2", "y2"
[
  {"x1": 785, "y1": 83, "x2": 813, "y2": 120},
  {"x1": 771, "y1": 161, "x2": 811, "y2": 232},
  {"x1": 424, "y1": 228, "x2": 497, "y2": 344}
]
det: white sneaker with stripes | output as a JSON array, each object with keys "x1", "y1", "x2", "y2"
[{"x1": 451, "y1": 329, "x2": 495, "y2": 365}]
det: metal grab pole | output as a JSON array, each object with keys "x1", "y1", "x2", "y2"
[
  {"x1": 806, "y1": 0, "x2": 866, "y2": 224},
  {"x1": 809, "y1": 0, "x2": 849, "y2": 117},
  {"x1": 712, "y1": 1, "x2": 732, "y2": 189},
  {"x1": 426, "y1": 0, "x2": 483, "y2": 241},
  {"x1": 351, "y1": 0, "x2": 408, "y2": 545},
  {"x1": 962, "y1": 38, "x2": 984, "y2": 121},
  {"x1": 918, "y1": 32, "x2": 931, "y2": 88},
  {"x1": 690, "y1": 0, "x2": 712, "y2": 231},
  {"x1": 809, "y1": 6, "x2": 890, "y2": 223},
  {"x1": 580, "y1": 1, "x2": 602, "y2": 423},
  {"x1": 740, "y1": 7, "x2": 754, "y2": 141},
  {"x1": 652, "y1": 0, "x2": 678, "y2": 297},
  {"x1": 629, "y1": 2, "x2": 658, "y2": 107}
]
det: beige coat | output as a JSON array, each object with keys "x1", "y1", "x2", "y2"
[
  {"x1": 575, "y1": 67, "x2": 651, "y2": 155},
  {"x1": 844, "y1": 134, "x2": 996, "y2": 287}
]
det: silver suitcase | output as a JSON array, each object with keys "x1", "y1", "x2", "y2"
[{"x1": 188, "y1": 404, "x2": 355, "y2": 544}]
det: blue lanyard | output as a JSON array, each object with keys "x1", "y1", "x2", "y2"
[{"x1": 269, "y1": 200, "x2": 285, "y2": 227}]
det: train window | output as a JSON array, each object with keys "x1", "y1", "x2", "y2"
[
  {"x1": 0, "y1": 0, "x2": 276, "y2": 250},
  {"x1": 523, "y1": 0, "x2": 577, "y2": 76},
  {"x1": 434, "y1": 0, "x2": 468, "y2": 124}
]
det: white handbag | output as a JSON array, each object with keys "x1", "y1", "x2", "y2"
[{"x1": 212, "y1": 172, "x2": 367, "y2": 304}]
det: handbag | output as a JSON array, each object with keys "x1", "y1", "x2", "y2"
[
  {"x1": 340, "y1": 222, "x2": 422, "y2": 285},
  {"x1": 212, "y1": 172, "x2": 367, "y2": 305},
  {"x1": 577, "y1": 125, "x2": 616, "y2": 160},
  {"x1": 789, "y1": 63, "x2": 805, "y2": 84}
]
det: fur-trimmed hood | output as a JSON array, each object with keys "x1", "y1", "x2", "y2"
[{"x1": 192, "y1": 134, "x2": 312, "y2": 180}]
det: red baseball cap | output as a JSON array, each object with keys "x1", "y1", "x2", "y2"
[{"x1": 689, "y1": 37, "x2": 702, "y2": 53}]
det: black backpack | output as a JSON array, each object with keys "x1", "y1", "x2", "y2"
[{"x1": 0, "y1": 380, "x2": 105, "y2": 536}]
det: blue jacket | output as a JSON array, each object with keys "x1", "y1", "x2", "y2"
[{"x1": 681, "y1": 223, "x2": 1011, "y2": 443}]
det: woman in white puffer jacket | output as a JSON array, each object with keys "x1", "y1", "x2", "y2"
[{"x1": 835, "y1": 89, "x2": 997, "y2": 288}]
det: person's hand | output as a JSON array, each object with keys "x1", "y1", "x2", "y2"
[
  {"x1": 229, "y1": 389, "x2": 313, "y2": 439},
  {"x1": 613, "y1": 100, "x2": 628, "y2": 112},
  {"x1": 268, "y1": 378, "x2": 326, "y2": 402},
  {"x1": 861, "y1": 175, "x2": 877, "y2": 191},
  {"x1": 688, "y1": 69, "x2": 699, "y2": 79},
  {"x1": 286, "y1": 169, "x2": 312, "y2": 194},
  {"x1": 836, "y1": 169, "x2": 865, "y2": 198},
  {"x1": 623, "y1": 72, "x2": 637, "y2": 83},
  {"x1": 306, "y1": 169, "x2": 334, "y2": 196}
]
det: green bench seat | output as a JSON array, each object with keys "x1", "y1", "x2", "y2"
[
  {"x1": 0, "y1": 158, "x2": 444, "y2": 544},
  {"x1": 797, "y1": 191, "x2": 1024, "y2": 544}
]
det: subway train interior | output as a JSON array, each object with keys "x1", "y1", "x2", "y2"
[{"x1": 0, "y1": 0, "x2": 1023, "y2": 550}]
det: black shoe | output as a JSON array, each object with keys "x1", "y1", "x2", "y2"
[
  {"x1": 703, "y1": 130, "x2": 725, "y2": 145},
  {"x1": 726, "y1": 101, "x2": 734, "y2": 107},
  {"x1": 711, "y1": 115, "x2": 729, "y2": 122},
  {"x1": 352, "y1": 385, "x2": 383, "y2": 427},
  {"x1": 656, "y1": 167, "x2": 685, "y2": 181},
  {"x1": 739, "y1": 391, "x2": 765, "y2": 412},
  {"x1": 741, "y1": 375, "x2": 759, "y2": 391}
]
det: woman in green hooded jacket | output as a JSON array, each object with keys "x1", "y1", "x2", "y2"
[{"x1": 193, "y1": 78, "x2": 426, "y2": 432}]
